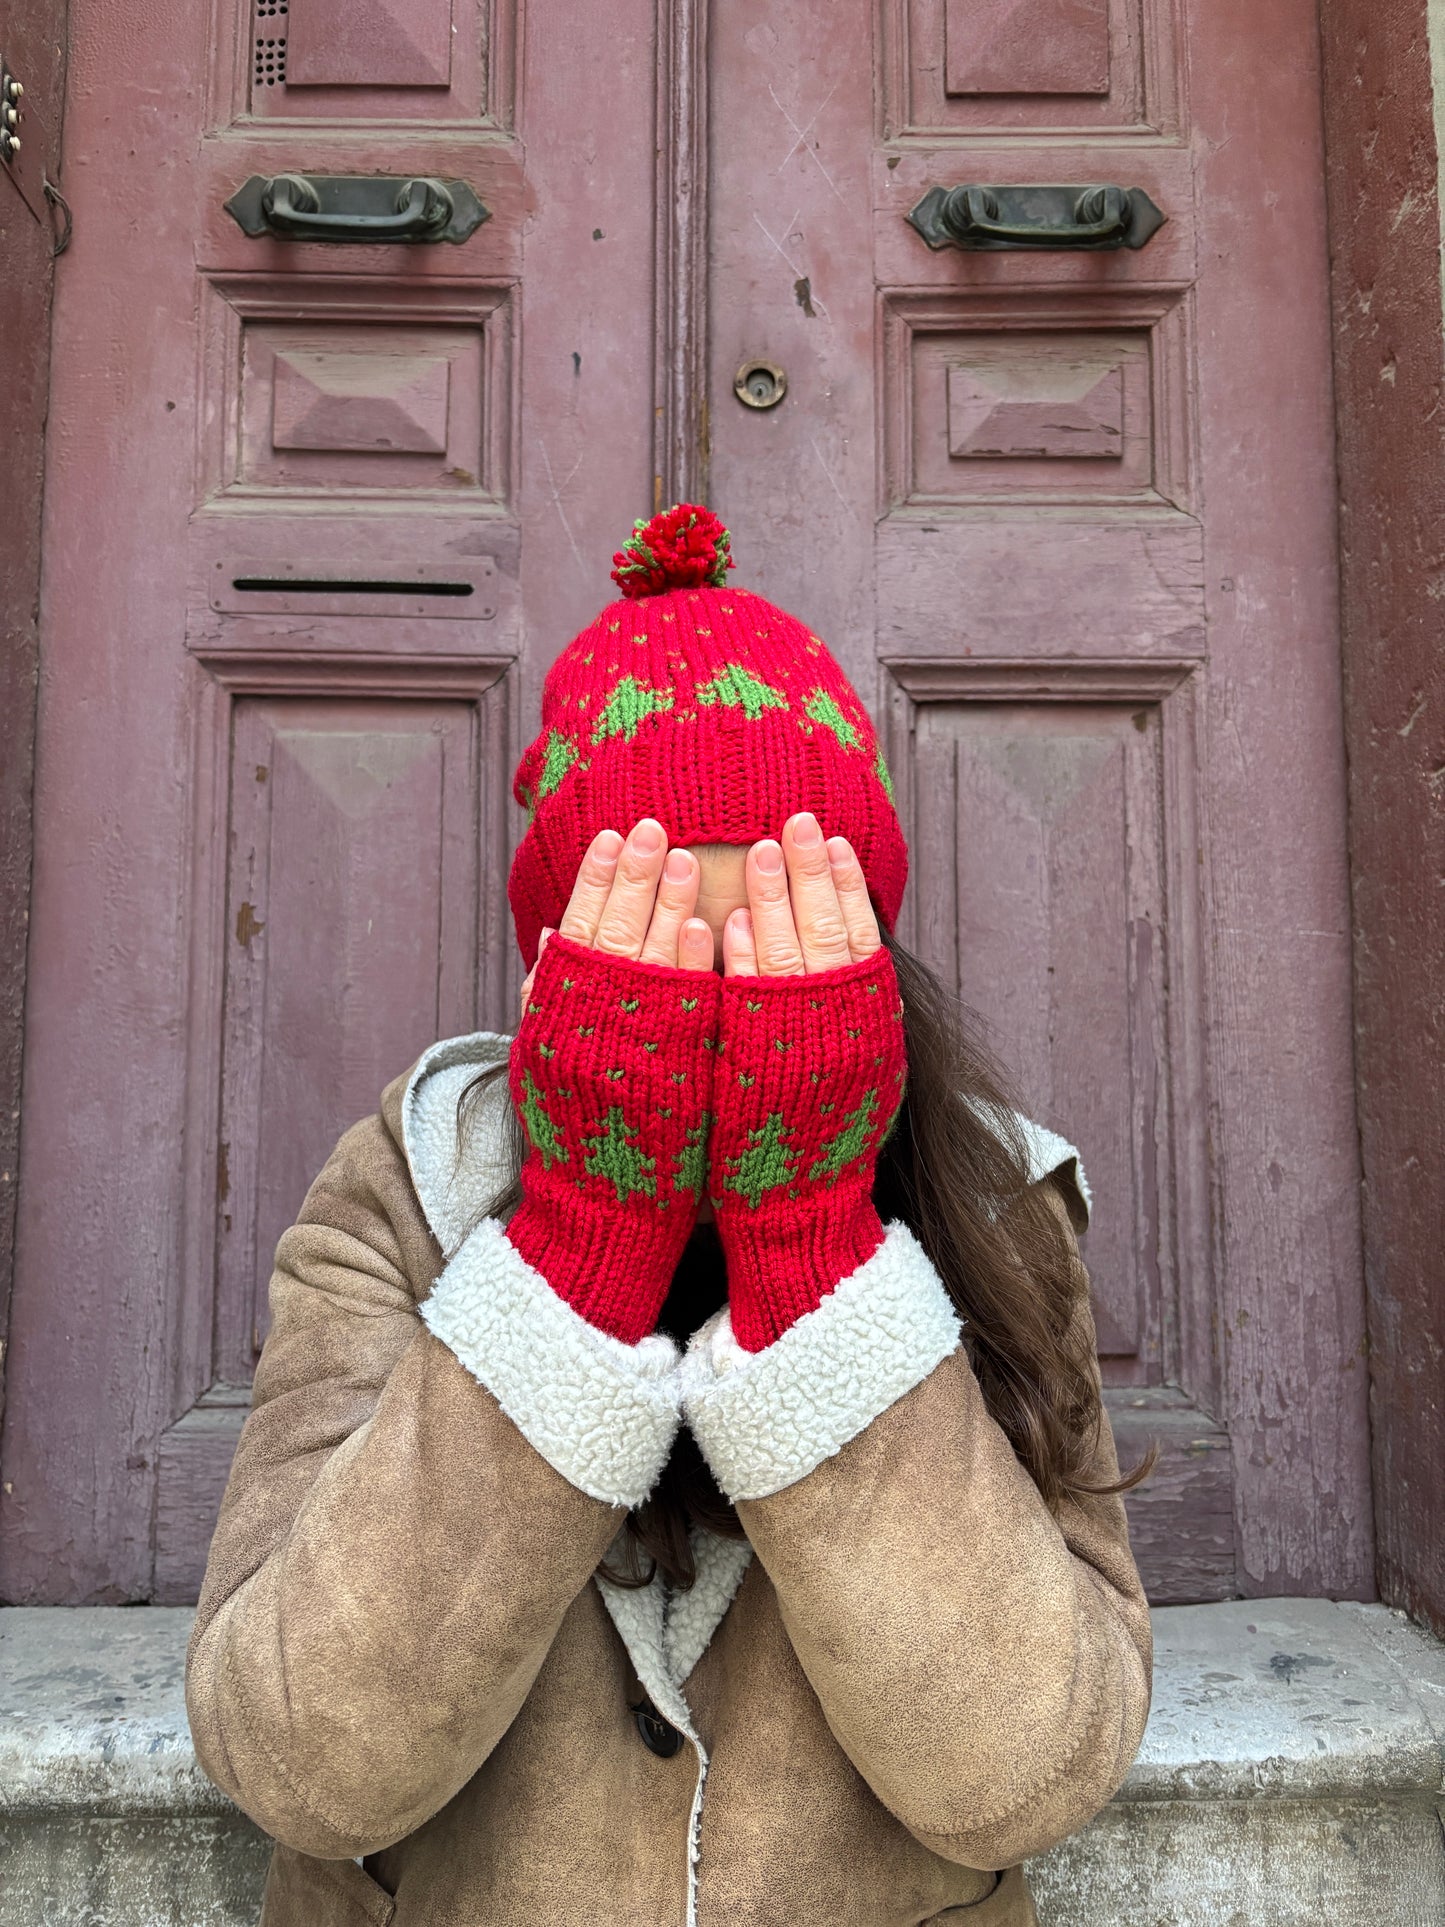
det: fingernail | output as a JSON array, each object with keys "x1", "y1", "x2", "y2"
[
  {"x1": 539, "y1": 926, "x2": 555, "y2": 947},
  {"x1": 754, "y1": 840, "x2": 784, "y2": 875},
  {"x1": 631, "y1": 818, "x2": 664, "y2": 854},
  {"x1": 791, "y1": 812, "x2": 821, "y2": 848},
  {"x1": 826, "y1": 836, "x2": 853, "y2": 866},
  {"x1": 664, "y1": 848, "x2": 693, "y2": 882},
  {"x1": 593, "y1": 830, "x2": 622, "y2": 864}
]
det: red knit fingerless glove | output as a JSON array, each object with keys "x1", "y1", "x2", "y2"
[
  {"x1": 505, "y1": 933, "x2": 722, "y2": 1344},
  {"x1": 708, "y1": 947, "x2": 908, "y2": 1352}
]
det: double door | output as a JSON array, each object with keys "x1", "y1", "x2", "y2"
[{"x1": 0, "y1": 0, "x2": 1370, "y2": 1609}]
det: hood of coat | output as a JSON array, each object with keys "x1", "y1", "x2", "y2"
[{"x1": 387, "y1": 1028, "x2": 514, "y2": 1258}]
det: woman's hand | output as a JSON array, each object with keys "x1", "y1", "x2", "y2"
[
  {"x1": 520, "y1": 819, "x2": 713, "y2": 1016},
  {"x1": 706, "y1": 812, "x2": 906, "y2": 1352},
  {"x1": 722, "y1": 814, "x2": 880, "y2": 978}
]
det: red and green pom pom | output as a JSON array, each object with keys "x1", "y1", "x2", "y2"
[{"x1": 610, "y1": 503, "x2": 735, "y2": 600}]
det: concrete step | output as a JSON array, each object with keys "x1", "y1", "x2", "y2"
[
  {"x1": 1, "y1": 1599, "x2": 1442, "y2": 1925},
  {"x1": 1034, "y1": 1599, "x2": 1445, "y2": 1925}
]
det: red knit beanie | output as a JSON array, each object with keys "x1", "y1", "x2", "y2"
[{"x1": 507, "y1": 505, "x2": 909, "y2": 970}]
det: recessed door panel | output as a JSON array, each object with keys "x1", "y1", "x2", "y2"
[
  {"x1": 943, "y1": 0, "x2": 1110, "y2": 97},
  {"x1": 246, "y1": 0, "x2": 495, "y2": 123},
  {"x1": 241, "y1": 325, "x2": 486, "y2": 491},
  {"x1": 927, "y1": 333, "x2": 1143, "y2": 493},
  {"x1": 891, "y1": 0, "x2": 1178, "y2": 134},
  {"x1": 913, "y1": 695, "x2": 1172, "y2": 1380},
  {"x1": 216, "y1": 698, "x2": 478, "y2": 1381},
  {"x1": 286, "y1": 0, "x2": 454, "y2": 88}
]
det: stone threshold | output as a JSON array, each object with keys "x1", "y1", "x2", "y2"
[{"x1": 2, "y1": 1598, "x2": 1443, "y2": 1924}]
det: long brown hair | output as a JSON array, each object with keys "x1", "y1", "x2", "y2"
[{"x1": 450, "y1": 923, "x2": 1152, "y2": 1591}]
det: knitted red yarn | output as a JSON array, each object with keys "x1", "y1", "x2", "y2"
[
  {"x1": 507, "y1": 506, "x2": 908, "y2": 973},
  {"x1": 707, "y1": 947, "x2": 908, "y2": 1352},
  {"x1": 611, "y1": 504, "x2": 734, "y2": 598},
  {"x1": 505, "y1": 933, "x2": 722, "y2": 1344}
]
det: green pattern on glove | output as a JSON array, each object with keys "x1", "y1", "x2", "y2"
[
  {"x1": 806, "y1": 1088, "x2": 880, "y2": 1182},
  {"x1": 707, "y1": 946, "x2": 908, "y2": 1351},
  {"x1": 720, "y1": 1111, "x2": 800, "y2": 1209},
  {"x1": 582, "y1": 1105, "x2": 657, "y2": 1202},
  {"x1": 674, "y1": 1111, "x2": 712, "y2": 1202},
  {"x1": 519, "y1": 1069, "x2": 568, "y2": 1169}
]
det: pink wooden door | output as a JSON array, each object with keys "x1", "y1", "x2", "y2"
[
  {"x1": 2, "y1": 0, "x2": 1372, "y2": 1610},
  {"x1": 0, "y1": 0, "x2": 673, "y2": 1601},
  {"x1": 705, "y1": 0, "x2": 1372, "y2": 1602}
]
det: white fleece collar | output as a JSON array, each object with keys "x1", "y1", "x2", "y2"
[
  {"x1": 594, "y1": 1524, "x2": 753, "y2": 1703},
  {"x1": 400, "y1": 1029, "x2": 516, "y2": 1254}
]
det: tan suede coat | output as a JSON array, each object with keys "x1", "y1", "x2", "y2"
[{"x1": 185, "y1": 1029, "x2": 1152, "y2": 1927}]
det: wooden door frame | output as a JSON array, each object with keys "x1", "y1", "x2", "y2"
[
  {"x1": 1319, "y1": 0, "x2": 1445, "y2": 1637},
  {"x1": 0, "y1": 0, "x2": 67, "y2": 1452}
]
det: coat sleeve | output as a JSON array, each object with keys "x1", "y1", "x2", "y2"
[
  {"x1": 679, "y1": 1177, "x2": 1152, "y2": 1870},
  {"x1": 185, "y1": 1102, "x2": 681, "y2": 1860}
]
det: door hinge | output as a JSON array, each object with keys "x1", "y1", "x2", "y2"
[{"x1": 0, "y1": 55, "x2": 51, "y2": 228}]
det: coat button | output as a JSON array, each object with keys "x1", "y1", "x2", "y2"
[{"x1": 630, "y1": 1696, "x2": 684, "y2": 1758}]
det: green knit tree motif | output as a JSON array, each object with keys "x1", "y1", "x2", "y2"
[
  {"x1": 591, "y1": 675, "x2": 675, "y2": 744},
  {"x1": 536, "y1": 728, "x2": 578, "y2": 802},
  {"x1": 519, "y1": 1069, "x2": 568, "y2": 1170},
  {"x1": 696, "y1": 663, "x2": 789, "y2": 721},
  {"x1": 583, "y1": 1106, "x2": 657, "y2": 1202},
  {"x1": 721, "y1": 1111, "x2": 800, "y2": 1209},
  {"x1": 804, "y1": 688, "x2": 860, "y2": 750},
  {"x1": 807, "y1": 1088, "x2": 880, "y2": 1182},
  {"x1": 873, "y1": 745, "x2": 896, "y2": 803},
  {"x1": 673, "y1": 1111, "x2": 711, "y2": 1202}
]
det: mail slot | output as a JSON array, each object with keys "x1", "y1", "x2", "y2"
[{"x1": 209, "y1": 557, "x2": 498, "y2": 619}]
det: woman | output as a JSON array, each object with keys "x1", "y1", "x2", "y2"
[{"x1": 186, "y1": 506, "x2": 1152, "y2": 1926}]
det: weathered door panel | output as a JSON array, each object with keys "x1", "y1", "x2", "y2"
[
  {"x1": 215, "y1": 696, "x2": 485, "y2": 1378},
  {"x1": 1, "y1": 0, "x2": 660, "y2": 1602},
  {"x1": 706, "y1": 0, "x2": 1369, "y2": 1602}
]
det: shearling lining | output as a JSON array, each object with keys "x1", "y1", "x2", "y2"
[
  {"x1": 678, "y1": 1219, "x2": 963, "y2": 1501},
  {"x1": 419, "y1": 1214, "x2": 683, "y2": 1509}
]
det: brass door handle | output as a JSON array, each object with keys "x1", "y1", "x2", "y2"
[
  {"x1": 224, "y1": 173, "x2": 490, "y2": 245},
  {"x1": 907, "y1": 182, "x2": 1166, "y2": 252}
]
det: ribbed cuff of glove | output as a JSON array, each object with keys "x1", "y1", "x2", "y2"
[
  {"x1": 505, "y1": 933, "x2": 721, "y2": 1345},
  {"x1": 712, "y1": 1192, "x2": 886, "y2": 1353},
  {"x1": 709, "y1": 946, "x2": 908, "y2": 1353}
]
